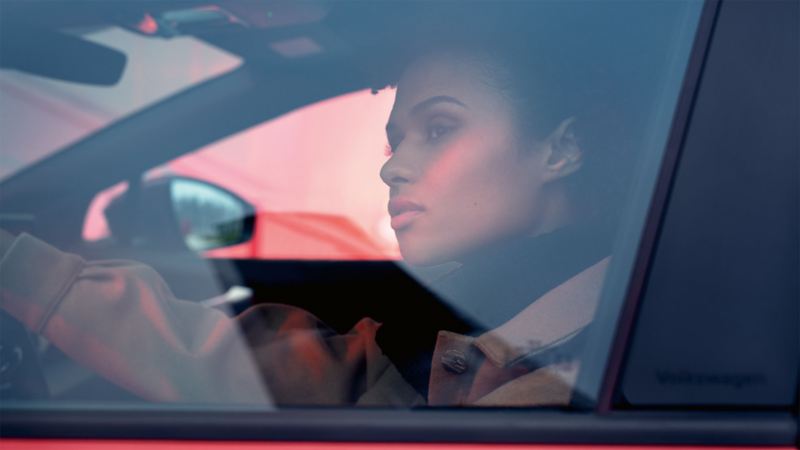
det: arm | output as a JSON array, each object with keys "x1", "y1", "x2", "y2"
[
  {"x1": 0, "y1": 230, "x2": 422, "y2": 406},
  {"x1": 0, "y1": 229, "x2": 271, "y2": 404}
]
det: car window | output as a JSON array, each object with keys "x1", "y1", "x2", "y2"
[
  {"x1": 0, "y1": 26, "x2": 241, "y2": 180},
  {"x1": 1, "y1": 0, "x2": 705, "y2": 418},
  {"x1": 83, "y1": 88, "x2": 399, "y2": 260}
]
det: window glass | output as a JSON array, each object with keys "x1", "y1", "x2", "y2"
[
  {"x1": 0, "y1": 0, "x2": 703, "y2": 412},
  {"x1": 0, "y1": 27, "x2": 241, "y2": 180},
  {"x1": 83, "y1": 88, "x2": 398, "y2": 260}
]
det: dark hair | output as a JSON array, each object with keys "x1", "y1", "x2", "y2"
[{"x1": 380, "y1": 1, "x2": 691, "y2": 230}]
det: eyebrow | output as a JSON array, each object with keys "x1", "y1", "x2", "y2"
[
  {"x1": 385, "y1": 95, "x2": 467, "y2": 137},
  {"x1": 409, "y1": 95, "x2": 467, "y2": 116}
]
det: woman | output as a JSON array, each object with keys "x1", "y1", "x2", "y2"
[
  {"x1": 0, "y1": 21, "x2": 633, "y2": 407},
  {"x1": 373, "y1": 29, "x2": 629, "y2": 401}
]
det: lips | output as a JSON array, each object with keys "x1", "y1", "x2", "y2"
[{"x1": 388, "y1": 197, "x2": 425, "y2": 231}]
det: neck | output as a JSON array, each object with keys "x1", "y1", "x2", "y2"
[
  {"x1": 458, "y1": 187, "x2": 575, "y2": 266},
  {"x1": 531, "y1": 185, "x2": 575, "y2": 237},
  {"x1": 433, "y1": 222, "x2": 612, "y2": 331}
]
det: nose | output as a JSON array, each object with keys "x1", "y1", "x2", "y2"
[{"x1": 380, "y1": 152, "x2": 416, "y2": 187}]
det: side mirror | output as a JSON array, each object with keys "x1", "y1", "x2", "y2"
[
  {"x1": 170, "y1": 178, "x2": 254, "y2": 252},
  {"x1": 104, "y1": 177, "x2": 255, "y2": 253}
]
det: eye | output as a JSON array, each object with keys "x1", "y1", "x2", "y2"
[
  {"x1": 427, "y1": 125, "x2": 451, "y2": 141},
  {"x1": 425, "y1": 116, "x2": 458, "y2": 143}
]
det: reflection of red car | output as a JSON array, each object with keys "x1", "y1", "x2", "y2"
[
  {"x1": 0, "y1": 0, "x2": 797, "y2": 449},
  {"x1": 79, "y1": 87, "x2": 400, "y2": 261},
  {"x1": 90, "y1": 174, "x2": 395, "y2": 261},
  {"x1": 208, "y1": 211, "x2": 394, "y2": 260}
]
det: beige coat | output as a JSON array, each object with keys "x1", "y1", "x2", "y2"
[{"x1": 0, "y1": 231, "x2": 607, "y2": 407}]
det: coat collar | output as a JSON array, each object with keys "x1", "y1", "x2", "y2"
[
  {"x1": 425, "y1": 258, "x2": 609, "y2": 405},
  {"x1": 377, "y1": 225, "x2": 613, "y2": 396},
  {"x1": 431, "y1": 225, "x2": 613, "y2": 331},
  {"x1": 472, "y1": 257, "x2": 609, "y2": 368}
]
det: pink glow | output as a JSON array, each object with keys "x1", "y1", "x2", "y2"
[
  {"x1": 167, "y1": 88, "x2": 400, "y2": 260},
  {"x1": 136, "y1": 14, "x2": 159, "y2": 35},
  {"x1": 82, "y1": 89, "x2": 400, "y2": 260},
  {"x1": 82, "y1": 181, "x2": 129, "y2": 242}
]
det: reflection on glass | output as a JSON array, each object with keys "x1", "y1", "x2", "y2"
[
  {"x1": 0, "y1": 0, "x2": 704, "y2": 411},
  {"x1": 171, "y1": 178, "x2": 248, "y2": 251}
]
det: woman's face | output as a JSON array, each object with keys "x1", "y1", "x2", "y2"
[{"x1": 381, "y1": 54, "x2": 555, "y2": 266}]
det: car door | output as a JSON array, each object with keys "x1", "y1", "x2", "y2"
[{"x1": 0, "y1": 0, "x2": 797, "y2": 448}]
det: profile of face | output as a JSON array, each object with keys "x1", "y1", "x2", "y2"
[{"x1": 381, "y1": 53, "x2": 581, "y2": 266}]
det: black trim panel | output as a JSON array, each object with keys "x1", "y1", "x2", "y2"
[
  {"x1": 615, "y1": 0, "x2": 799, "y2": 409},
  {"x1": 1, "y1": 409, "x2": 796, "y2": 445},
  {"x1": 595, "y1": 0, "x2": 721, "y2": 412}
]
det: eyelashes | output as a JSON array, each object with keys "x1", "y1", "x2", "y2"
[
  {"x1": 384, "y1": 116, "x2": 459, "y2": 156},
  {"x1": 426, "y1": 123, "x2": 455, "y2": 142},
  {"x1": 425, "y1": 113, "x2": 459, "y2": 144}
]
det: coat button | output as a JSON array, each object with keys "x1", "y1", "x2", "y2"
[{"x1": 441, "y1": 349, "x2": 468, "y2": 374}]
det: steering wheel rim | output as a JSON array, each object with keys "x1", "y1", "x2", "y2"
[{"x1": 0, "y1": 311, "x2": 50, "y2": 400}]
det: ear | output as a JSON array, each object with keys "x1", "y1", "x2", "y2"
[{"x1": 541, "y1": 117, "x2": 582, "y2": 183}]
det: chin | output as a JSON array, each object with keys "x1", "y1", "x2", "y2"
[{"x1": 397, "y1": 238, "x2": 456, "y2": 267}]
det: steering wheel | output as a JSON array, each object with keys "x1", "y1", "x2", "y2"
[{"x1": 0, "y1": 312, "x2": 50, "y2": 400}]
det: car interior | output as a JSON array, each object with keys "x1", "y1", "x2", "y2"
[
  {"x1": 0, "y1": 1, "x2": 798, "y2": 448},
  {"x1": 0, "y1": 0, "x2": 482, "y2": 402},
  {"x1": 0, "y1": 2, "x2": 796, "y2": 439}
]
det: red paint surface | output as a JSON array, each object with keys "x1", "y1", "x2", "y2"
[
  {"x1": 136, "y1": 14, "x2": 159, "y2": 35},
  {"x1": 81, "y1": 89, "x2": 400, "y2": 261},
  {"x1": 163, "y1": 89, "x2": 399, "y2": 260},
  {"x1": 1, "y1": 441, "x2": 794, "y2": 450}
]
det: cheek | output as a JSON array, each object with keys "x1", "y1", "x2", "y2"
[
  {"x1": 417, "y1": 133, "x2": 535, "y2": 248},
  {"x1": 420, "y1": 138, "x2": 473, "y2": 189},
  {"x1": 424, "y1": 132, "x2": 521, "y2": 212}
]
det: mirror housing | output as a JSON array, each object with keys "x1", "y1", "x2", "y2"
[{"x1": 104, "y1": 177, "x2": 255, "y2": 253}]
